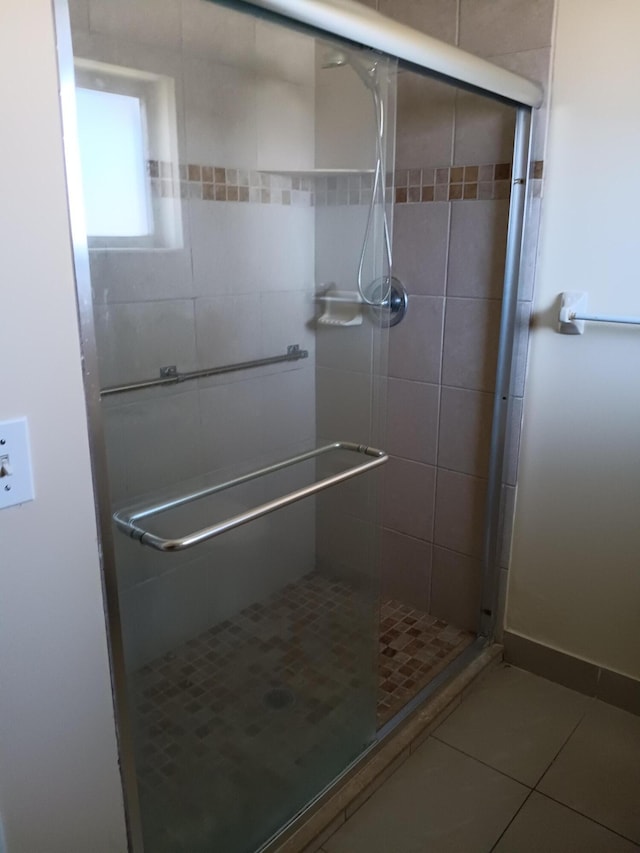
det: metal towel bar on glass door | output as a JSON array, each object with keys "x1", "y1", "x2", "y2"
[{"x1": 113, "y1": 441, "x2": 388, "y2": 552}]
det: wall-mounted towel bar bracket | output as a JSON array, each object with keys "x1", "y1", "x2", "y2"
[
  {"x1": 113, "y1": 441, "x2": 388, "y2": 552},
  {"x1": 558, "y1": 291, "x2": 640, "y2": 334}
]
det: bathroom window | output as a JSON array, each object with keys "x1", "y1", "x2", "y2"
[{"x1": 74, "y1": 60, "x2": 182, "y2": 249}]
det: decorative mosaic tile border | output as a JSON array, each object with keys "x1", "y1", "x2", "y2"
[
  {"x1": 394, "y1": 160, "x2": 544, "y2": 204},
  {"x1": 146, "y1": 159, "x2": 544, "y2": 206},
  {"x1": 148, "y1": 159, "x2": 314, "y2": 206}
]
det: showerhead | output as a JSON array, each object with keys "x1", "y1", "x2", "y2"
[{"x1": 321, "y1": 47, "x2": 379, "y2": 89}]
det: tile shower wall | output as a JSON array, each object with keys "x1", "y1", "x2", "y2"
[
  {"x1": 69, "y1": 0, "x2": 318, "y2": 668},
  {"x1": 370, "y1": 0, "x2": 555, "y2": 632}
]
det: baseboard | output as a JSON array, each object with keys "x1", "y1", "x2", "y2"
[{"x1": 504, "y1": 631, "x2": 640, "y2": 716}]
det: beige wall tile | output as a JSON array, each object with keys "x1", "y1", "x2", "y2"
[
  {"x1": 94, "y1": 299, "x2": 197, "y2": 387},
  {"x1": 261, "y1": 290, "x2": 315, "y2": 359},
  {"x1": 195, "y1": 294, "x2": 262, "y2": 369},
  {"x1": 383, "y1": 456, "x2": 436, "y2": 540},
  {"x1": 431, "y1": 546, "x2": 482, "y2": 631},
  {"x1": 381, "y1": 528, "x2": 432, "y2": 610},
  {"x1": 112, "y1": 521, "x2": 197, "y2": 590},
  {"x1": 256, "y1": 78, "x2": 315, "y2": 171},
  {"x1": 181, "y1": 0, "x2": 255, "y2": 66},
  {"x1": 395, "y1": 72, "x2": 455, "y2": 169},
  {"x1": 453, "y1": 93, "x2": 515, "y2": 166},
  {"x1": 116, "y1": 388, "x2": 203, "y2": 497},
  {"x1": 89, "y1": 246, "x2": 194, "y2": 305},
  {"x1": 183, "y1": 57, "x2": 258, "y2": 167},
  {"x1": 438, "y1": 386, "x2": 494, "y2": 478},
  {"x1": 199, "y1": 377, "x2": 264, "y2": 472},
  {"x1": 316, "y1": 504, "x2": 377, "y2": 578},
  {"x1": 447, "y1": 200, "x2": 510, "y2": 299},
  {"x1": 316, "y1": 321, "x2": 376, "y2": 374},
  {"x1": 89, "y1": 0, "x2": 181, "y2": 49},
  {"x1": 434, "y1": 468, "x2": 487, "y2": 558},
  {"x1": 315, "y1": 68, "x2": 376, "y2": 170},
  {"x1": 315, "y1": 205, "x2": 371, "y2": 293},
  {"x1": 378, "y1": 0, "x2": 458, "y2": 43},
  {"x1": 490, "y1": 47, "x2": 552, "y2": 161},
  {"x1": 387, "y1": 378, "x2": 440, "y2": 465},
  {"x1": 459, "y1": 0, "x2": 555, "y2": 57},
  {"x1": 261, "y1": 365, "x2": 316, "y2": 454},
  {"x1": 191, "y1": 203, "x2": 314, "y2": 297},
  {"x1": 316, "y1": 366, "x2": 373, "y2": 444},
  {"x1": 389, "y1": 296, "x2": 445, "y2": 383},
  {"x1": 255, "y1": 20, "x2": 316, "y2": 86},
  {"x1": 442, "y1": 297, "x2": 502, "y2": 392},
  {"x1": 393, "y1": 202, "x2": 450, "y2": 296}
]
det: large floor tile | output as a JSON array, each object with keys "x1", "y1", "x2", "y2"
[
  {"x1": 538, "y1": 700, "x2": 640, "y2": 844},
  {"x1": 323, "y1": 738, "x2": 527, "y2": 853},
  {"x1": 433, "y1": 665, "x2": 590, "y2": 785},
  {"x1": 494, "y1": 792, "x2": 640, "y2": 852}
]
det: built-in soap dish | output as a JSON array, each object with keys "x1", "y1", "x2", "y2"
[{"x1": 316, "y1": 286, "x2": 363, "y2": 327}]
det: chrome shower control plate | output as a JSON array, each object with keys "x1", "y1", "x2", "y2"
[{"x1": 366, "y1": 276, "x2": 408, "y2": 327}]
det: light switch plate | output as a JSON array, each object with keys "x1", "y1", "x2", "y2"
[{"x1": 0, "y1": 417, "x2": 35, "y2": 510}]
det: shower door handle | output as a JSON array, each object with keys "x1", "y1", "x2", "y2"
[{"x1": 113, "y1": 441, "x2": 387, "y2": 553}]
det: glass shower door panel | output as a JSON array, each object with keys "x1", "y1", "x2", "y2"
[{"x1": 66, "y1": 0, "x2": 396, "y2": 850}]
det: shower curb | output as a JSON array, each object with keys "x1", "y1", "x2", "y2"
[{"x1": 266, "y1": 643, "x2": 503, "y2": 853}]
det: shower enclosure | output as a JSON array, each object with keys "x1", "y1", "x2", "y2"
[{"x1": 56, "y1": 0, "x2": 541, "y2": 850}]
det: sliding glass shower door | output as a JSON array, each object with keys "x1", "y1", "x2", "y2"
[{"x1": 65, "y1": 0, "x2": 396, "y2": 850}]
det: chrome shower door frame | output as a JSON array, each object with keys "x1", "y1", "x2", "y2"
[
  {"x1": 479, "y1": 106, "x2": 533, "y2": 640},
  {"x1": 52, "y1": 1, "x2": 145, "y2": 849}
]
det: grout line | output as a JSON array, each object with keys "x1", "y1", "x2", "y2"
[
  {"x1": 430, "y1": 196, "x2": 454, "y2": 546},
  {"x1": 533, "y1": 790, "x2": 640, "y2": 847},
  {"x1": 530, "y1": 697, "x2": 594, "y2": 789},
  {"x1": 379, "y1": 520, "x2": 490, "y2": 565},
  {"x1": 489, "y1": 788, "x2": 534, "y2": 852},
  {"x1": 438, "y1": 293, "x2": 505, "y2": 303},
  {"x1": 429, "y1": 733, "x2": 535, "y2": 789},
  {"x1": 489, "y1": 790, "x2": 533, "y2": 853}
]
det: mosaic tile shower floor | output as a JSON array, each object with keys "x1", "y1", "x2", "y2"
[{"x1": 131, "y1": 573, "x2": 474, "y2": 852}]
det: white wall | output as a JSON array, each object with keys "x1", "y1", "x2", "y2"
[
  {"x1": 0, "y1": 1, "x2": 128, "y2": 850},
  {"x1": 507, "y1": 0, "x2": 640, "y2": 680}
]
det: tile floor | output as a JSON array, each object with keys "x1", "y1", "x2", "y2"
[
  {"x1": 378, "y1": 599, "x2": 474, "y2": 725},
  {"x1": 130, "y1": 572, "x2": 473, "y2": 852},
  {"x1": 321, "y1": 664, "x2": 640, "y2": 852}
]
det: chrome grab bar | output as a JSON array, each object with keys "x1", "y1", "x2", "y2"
[
  {"x1": 100, "y1": 344, "x2": 308, "y2": 397},
  {"x1": 113, "y1": 441, "x2": 388, "y2": 552}
]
